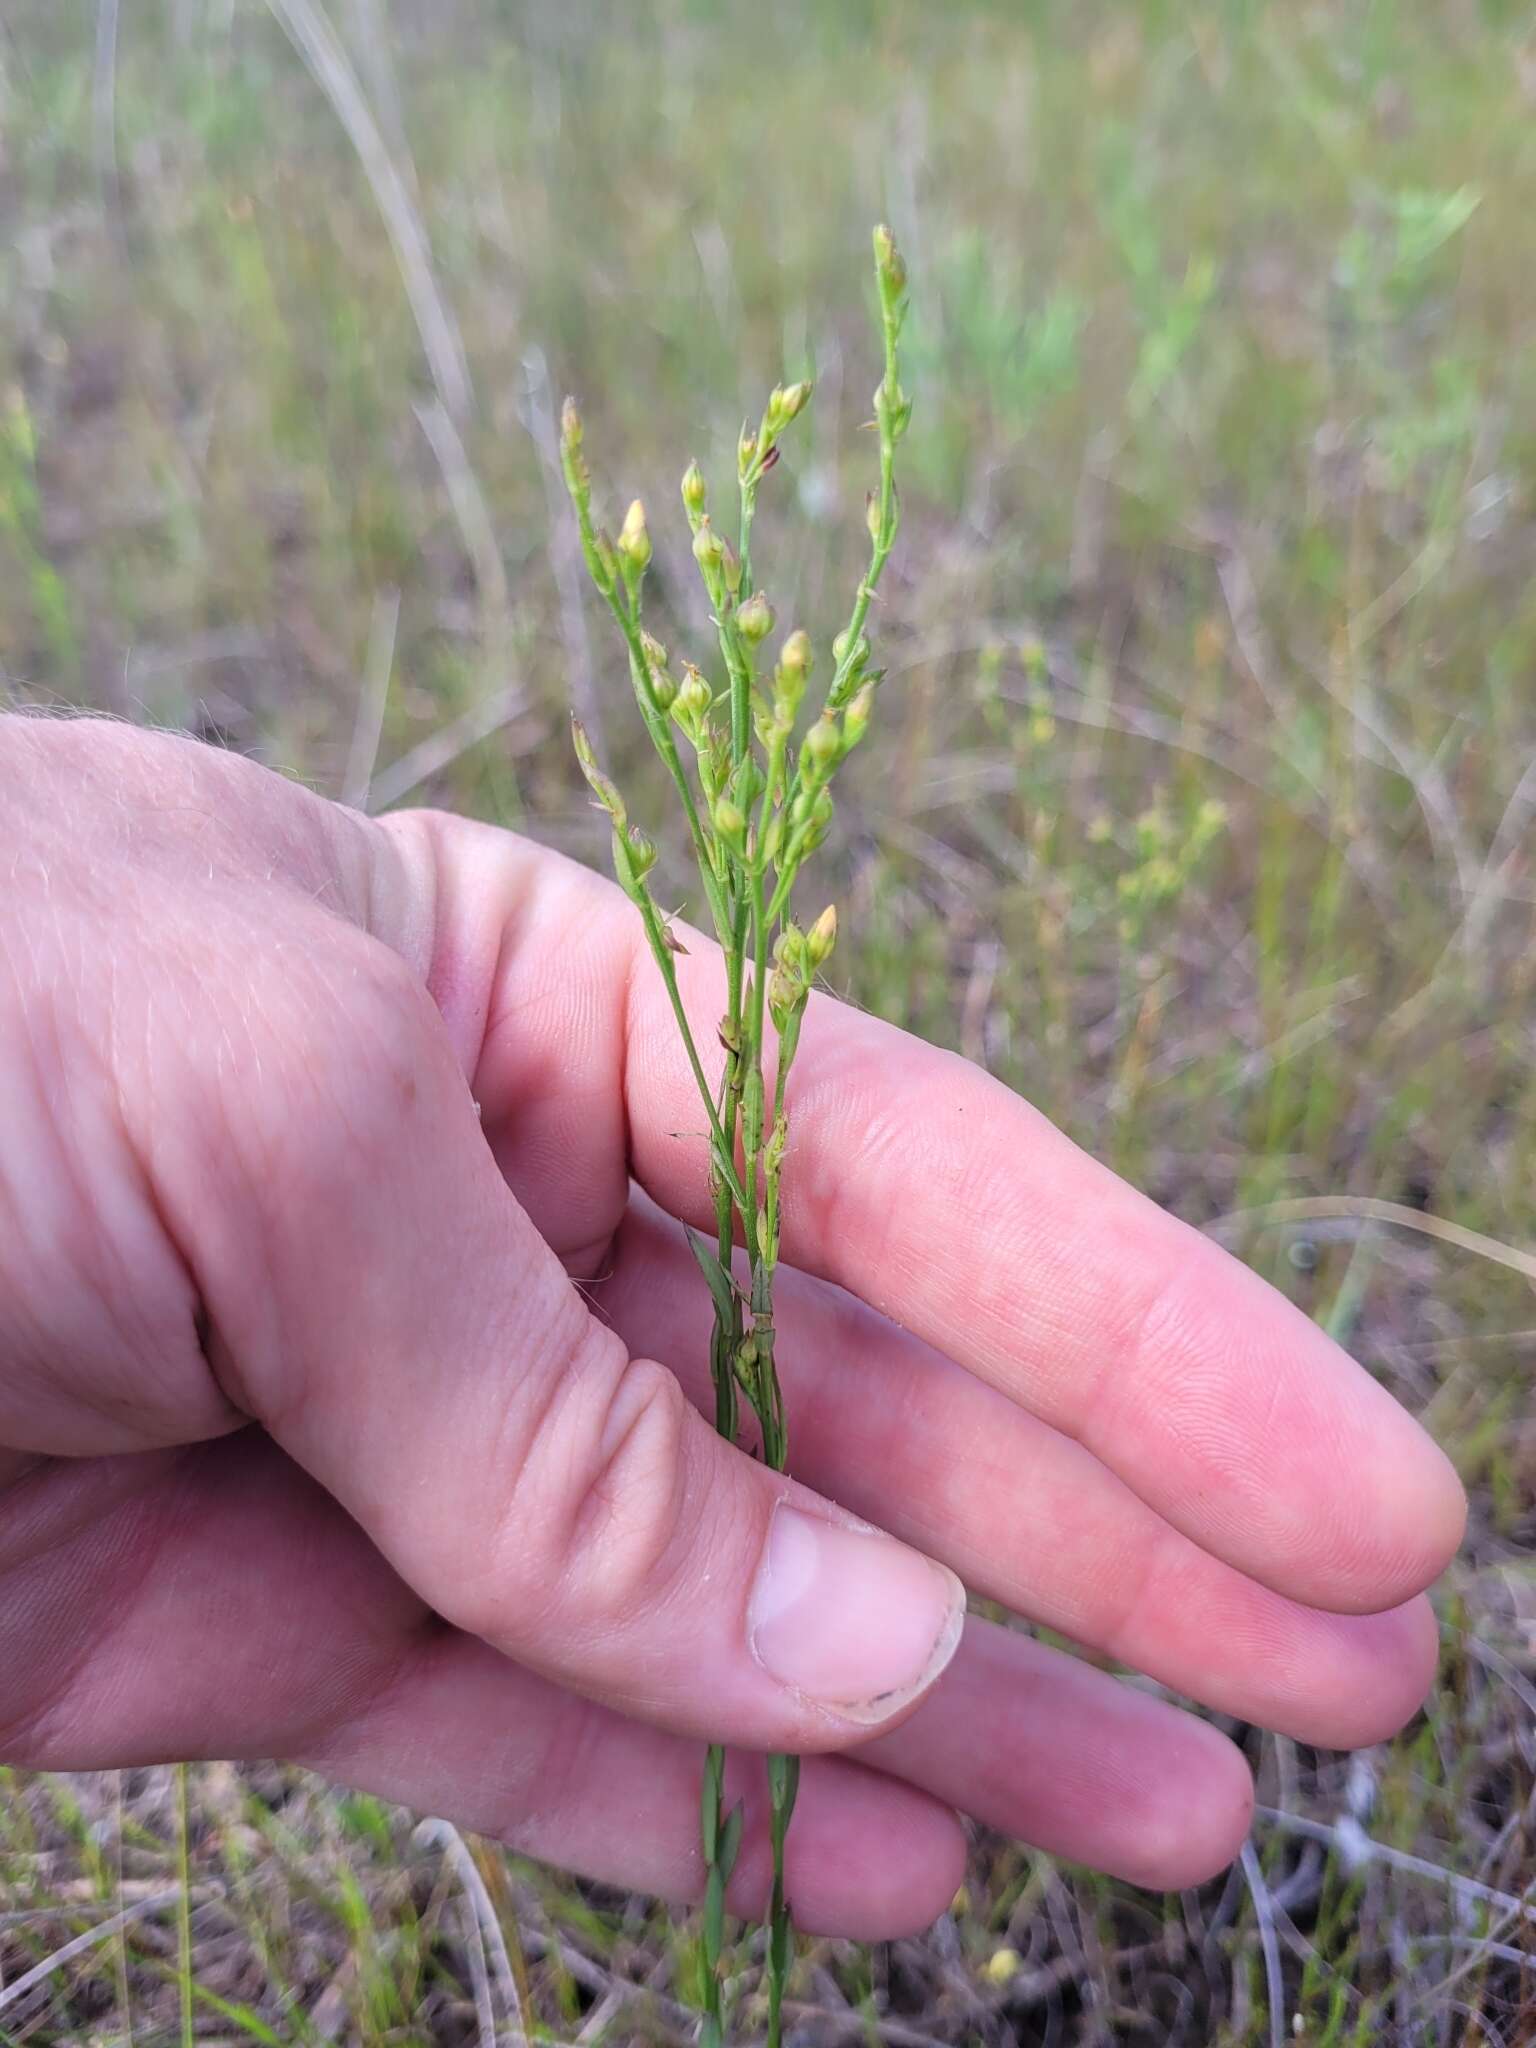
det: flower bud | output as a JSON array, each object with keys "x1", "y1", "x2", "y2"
[
  {"x1": 779, "y1": 379, "x2": 812, "y2": 422},
  {"x1": 842, "y1": 681, "x2": 876, "y2": 750},
  {"x1": 719, "y1": 536, "x2": 742, "y2": 597},
  {"x1": 778, "y1": 629, "x2": 812, "y2": 685},
  {"x1": 559, "y1": 397, "x2": 590, "y2": 498},
  {"x1": 738, "y1": 424, "x2": 758, "y2": 477},
  {"x1": 774, "y1": 924, "x2": 808, "y2": 977},
  {"x1": 875, "y1": 381, "x2": 913, "y2": 441},
  {"x1": 617, "y1": 498, "x2": 651, "y2": 574},
  {"x1": 832, "y1": 629, "x2": 870, "y2": 673},
  {"x1": 805, "y1": 904, "x2": 837, "y2": 968},
  {"x1": 571, "y1": 716, "x2": 625, "y2": 821},
  {"x1": 674, "y1": 664, "x2": 712, "y2": 726},
  {"x1": 611, "y1": 820, "x2": 657, "y2": 900},
  {"x1": 681, "y1": 459, "x2": 707, "y2": 518},
  {"x1": 693, "y1": 517, "x2": 724, "y2": 574},
  {"x1": 801, "y1": 715, "x2": 841, "y2": 779},
  {"x1": 801, "y1": 785, "x2": 835, "y2": 854},
  {"x1": 592, "y1": 529, "x2": 620, "y2": 592},
  {"x1": 768, "y1": 962, "x2": 799, "y2": 1033},
  {"x1": 712, "y1": 797, "x2": 748, "y2": 853},
  {"x1": 624, "y1": 824, "x2": 658, "y2": 879},
  {"x1": 640, "y1": 631, "x2": 678, "y2": 710},
  {"x1": 737, "y1": 590, "x2": 774, "y2": 645},
  {"x1": 873, "y1": 223, "x2": 908, "y2": 304}
]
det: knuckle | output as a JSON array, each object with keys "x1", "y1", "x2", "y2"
[{"x1": 471, "y1": 1319, "x2": 697, "y2": 1648}]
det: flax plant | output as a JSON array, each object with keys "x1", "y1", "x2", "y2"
[{"x1": 560, "y1": 227, "x2": 912, "y2": 2048}]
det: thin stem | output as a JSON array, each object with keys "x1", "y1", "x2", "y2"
[
  {"x1": 698, "y1": 1742, "x2": 731, "y2": 2048},
  {"x1": 611, "y1": 607, "x2": 730, "y2": 942},
  {"x1": 174, "y1": 1764, "x2": 194, "y2": 2048},
  {"x1": 632, "y1": 892, "x2": 747, "y2": 1213}
]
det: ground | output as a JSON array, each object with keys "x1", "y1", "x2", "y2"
[{"x1": 1, "y1": 1, "x2": 1534, "y2": 2041}]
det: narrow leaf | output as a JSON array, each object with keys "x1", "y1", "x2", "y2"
[
  {"x1": 719, "y1": 1801, "x2": 745, "y2": 1882},
  {"x1": 686, "y1": 1226, "x2": 741, "y2": 1328}
]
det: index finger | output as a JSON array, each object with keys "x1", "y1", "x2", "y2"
[{"x1": 626, "y1": 948, "x2": 1465, "y2": 1616}]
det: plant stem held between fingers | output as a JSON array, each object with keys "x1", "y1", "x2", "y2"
[{"x1": 560, "y1": 225, "x2": 912, "y2": 2046}]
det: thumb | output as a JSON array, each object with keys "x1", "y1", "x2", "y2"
[{"x1": 141, "y1": 920, "x2": 965, "y2": 1751}]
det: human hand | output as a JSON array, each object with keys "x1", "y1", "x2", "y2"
[{"x1": 0, "y1": 716, "x2": 1464, "y2": 1937}]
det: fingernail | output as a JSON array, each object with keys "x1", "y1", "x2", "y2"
[{"x1": 749, "y1": 1503, "x2": 966, "y2": 1724}]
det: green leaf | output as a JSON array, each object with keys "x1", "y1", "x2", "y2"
[
  {"x1": 769, "y1": 1901, "x2": 794, "y2": 1978},
  {"x1": 704, "y1": 1865, "x2": 726, "y2": 1963},
  {"x1": 767, "y1": 1751, "x2": 801, "y2": 1841},
  {"x1": 686, "y1": 1227, "x2": 742, "y2": 1328},
  {"x1": 719, "y1": 1801, "x2": 745, "y2": 1882}
]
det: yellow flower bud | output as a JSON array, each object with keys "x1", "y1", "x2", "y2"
[
  {"x1": 779, "y1": 379, "x2": 812, "y2": 421},
  {"x1": 617, "y1": 498, "x2": 651, "y2": 573},
  {"x1": 778, "y1": 629, "x2": 812, "y2": 683},
  {"x1": 802, "y1": 716, "x2": 841, "y2": 779},
  {"x1": 805, "y1": 904, "x2": 837, "y2": 968},
  {"x1": 681, "y1": 459, "x2": 706, "y2": 518}
]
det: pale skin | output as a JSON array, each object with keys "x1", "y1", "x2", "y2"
[{"x1": 0, "y1": 716, "x2": 1465, "y2": 1938}]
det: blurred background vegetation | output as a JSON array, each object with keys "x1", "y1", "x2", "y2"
[{"x1": 2, "y1": 1, "x2": 1535, "y2": 2041}]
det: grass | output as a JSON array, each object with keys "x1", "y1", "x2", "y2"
[{"x1": 2, "y1": 0, "x2": 1535, "y2": 2040}]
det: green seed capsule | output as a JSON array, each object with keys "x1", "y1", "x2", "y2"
[{"x1": 737, "y1": 591, "x2": 774, "y2": 645}]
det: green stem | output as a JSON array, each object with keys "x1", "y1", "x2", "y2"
[
  {"x1": 174, "y1": 1763, "x2": 194, "y2": 2048},
  {"x1": 633, "y1": 892, "x2": 747, "y2": 1213},
  {"x1": 612, "y1": 607, "x2": 731, "y2": 942}
]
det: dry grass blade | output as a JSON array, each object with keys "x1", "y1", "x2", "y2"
[
  {"x1": 1210, "y1": 1196, "x2": 1536, "y2": 1286},
  {"x1": 1256, "y1": 1809, "x2": 1536, "y2": 1927},
  {"x1": 263, "y1": 0, "x2": 472, "y2": 422},
  {"x1": 366, "y1": 682, "x2": 531, "y2": 812},
  {"x1": 341, "y1": 585, "x2": 400, "y2": 811},
  {"x1": 1238, "y1": 1841, "x2": 1287, "y2": 2048},
  {"x1": 0, "y1": 1889, "x2": 184, "y2": 2015},
  {"x1": 412, "y1": 1819, "x2": 526, "y2": 2047}
]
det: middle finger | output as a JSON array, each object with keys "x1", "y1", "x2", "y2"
[{"x1": 594, "y1": 1197, "x2": 1438, "y2": 1751}]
